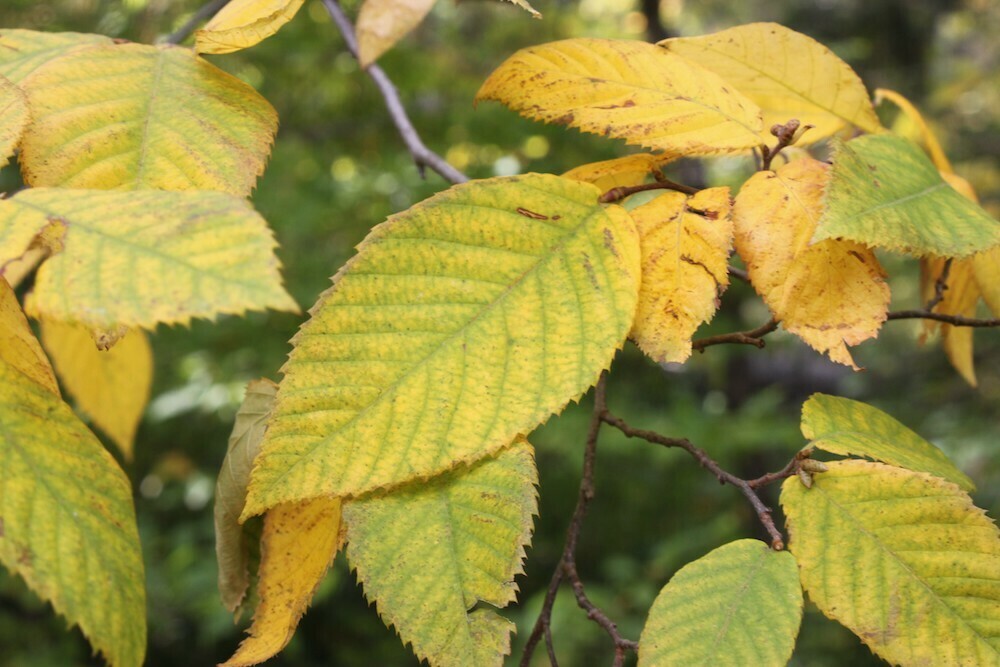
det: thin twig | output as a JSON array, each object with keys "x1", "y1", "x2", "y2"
[
  {"x1": 322, "y1": 0, "x2": 468, "y2": 184},
  {"x1": 727, "y1": 265, "x2": 750, "y2": 284},
  {"x1": 691, "y1": 318, "x2": 779, "y2": 353},
  {"x1": 598, "y1": 179, "x2": 699, "y2": 203},
  {"x1": 887, "y1": 310, "x2": 1000, "y2": 327},
  {"x1": 164, "y1": 0, "x2": 229, "y2": 44},
  {"x1": 925, "y1": 258, "x2": 953, "y2": 312}
]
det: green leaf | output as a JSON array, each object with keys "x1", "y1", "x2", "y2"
[
  {"x1": 0, "y1": 74, "x2": 27, "y2": 168},
  {"x1": 215, "y1": 379, "x2": 278, "y2": 615},
  {"x1": 638, "y1": 539, "x2": 802, "y2": 667},
  {"x1": 801, "y1": 393, "x2": 974, "y2": 491},
  {"x1": 815, "y1": 135, "x2": 1000, "y2": 257},
  {"x1": 781, "y1": 460, "x2": 1000, "y2": 666},
  {"x1": 17, "y1": 42, "x2": 277, "y2": 195},
  {"x1": 244, "y1": 173, "x2": 640, "y2": 514},
  {"x1": 0, "y1": 282, "x2": 146, "y2": 667},
  {"x1": 0, "y1": 30, "x2": 113, "y2": 83},
  {"x1": 0, "y1": 188, "x2": 298, "y2": 330},
  {"x1": 344, "y1": 439, "x2": 537, "y2": 667}
]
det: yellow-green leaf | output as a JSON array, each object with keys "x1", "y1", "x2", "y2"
[
  {"x1": 781, "y1": 460, "x2": 1000, "y2": 666},
  {"x1": 356, "y1": 0, "x2": 437, "y2": 68},
  {"x1": 0, "y1": 30, "x2": 113, "y2": 83},
  {"x1": 875, "y1": 88, "x2": 953, "y2": 173},
  {"x1": 0, "y1": 74, "x2": 27, "y2": 168},
  {"x1": 244, "y1": 174, "x2": 639, "y2": 514},
  {"x1": 629, "y1": 187, "x2": 733, "y2": 364},
  {"x1": 39, "y1": 320, "x2": 152, "y2": 459},
  {"x1": 801, "y1": 393, "x2": 974, "y2": 491},
  {"x1": 1, "y1": 283, "x2": 146, "y2": 667},
  {"x1": 661, "y1": 23, "x2": 881, "y2": 143},
  {"x1": 0, "y1": 188, "x2": 298, "y2": 330},
  {"x1": 195, "y1": 0, "x2": 307, "y2": 55},
  {"x1": 223, "y1": 497, "x2": 342, "y2": 667},
  {"x1": 562, "y1": 153, "x2": 669, "y2": 192},
  {"x1": 344, "y1": 439, "x2": 537, "y2": 667},
  {"x1": 734, "y1": 158, "x2": 889, "y2": 368},
  {"x1": 216, "y1": 378, "x2": 278, "y2": 615},
  {"x1": 0, "y1": 278, "x2": 58, "y2": 394},
  {"x1": 638, "y1": 539, "x2": 802, "y2": 667},
  {"x1": 18, "y1": 42, "x2": 277, "y2": 195},
  {"x1": 476, "y1": 39, "x2": 763, "y2": 158},
  {"x1": 815, "y1": 135, "x2": 1000, "y2": 257}
]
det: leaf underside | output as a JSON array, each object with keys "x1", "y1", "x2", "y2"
[{"x1": 195, "y1": 0, "x2": 307, "y2": 55}]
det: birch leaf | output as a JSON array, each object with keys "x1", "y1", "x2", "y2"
[
  {"x1": 0, "y1": 30, "x2": 113, "y2": 83},
  {"x1": 661, "y1": 23, "x2": 881, "y2": 142},
  {"x1": 344, "y1": 440, "x2": 537, "y2": 667},
  {"x1": 40, "y1": 320, "x2": 152, "y2": 459},
  {"x1": 629, "y1": 188, "x2": 733, "y2": 364},
  {"x1": 0, "y1": 278, "x2": 58, "y2": 393},
  {"x1": 816, "y1": 135, "x2": 1000, "y2": 257},
  {"x1": 194, "y1": 0, "x2": 306, "y2": 55},
  {"x1": 0, "y1": 188, "x2": 298, "y2": 330},
  {"x1": 356, "y1": 0, "x2": 437, "y2": 68},
  {"x1": 244, "y1": 174, "x2": 640, "y2": 514},
  {"x1": 18, "y1": 42, "x2": 276, "y2": 195},
  {"x1": 638, "y1": 539, "x2": 802, "y2": 667},
  {"x1": 1, "y1": 281, "x2": 146, "y2": 667},
  {"x1": 476, "y1": 39, "x2": 763, "y2": 158},
  {"x1": 216, "y1": 379, "x2": 278, "y2": 615},
  {"x1": 801, "y1": 393, "x2": 974, "y2": 491},
  {"x1": 781, "y1": 460, "x2": 1000, "y2": 666},
  {"x1": 563, "y1": 153, "x2": 669, "y2": 192},
  {"x1": 734, "y1": 158, "x2": 889, "y2": 368},
  {"x1": 222, "y1": 497, "x2": 342, "y2": 667},
  {"x1": 874, "y1": 88, "x2": 953, "y2": 173},
  {"x1": 0, "y1": 74, "x2": 26, "y2": 168}
]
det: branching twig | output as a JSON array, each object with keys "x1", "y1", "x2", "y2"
[
  {"x1": 322, "y1": 0, "x2": 468, "y2": 184},
  {"x1": 598, "y1": 178, "x2": 699, "y2": 203},
  {"x1": 924, "y1": 258, "x2": 953, "y2": 312},
  {"x1": 760, "y1": 119, "x2": 812, "y2": 171},
  {"x1": 164, "y1": 0, "x2": 229, "y2": 44},
  {"x1": 691, "y1": 317, "x2": 779, "y2": 352}
]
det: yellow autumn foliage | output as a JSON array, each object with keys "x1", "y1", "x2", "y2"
[
  {"x1": 356, "y1": 0, "x2": 437, "y2": 67},
  {"x1": 0, "y1": 75, "x2": 26, "y2": 168},
  {"x1": 195, "y1": 0, "x2": 306, "y2": 55},
  {"x1": 562, "y1": 153, "x2": 669, "y2": 192}
]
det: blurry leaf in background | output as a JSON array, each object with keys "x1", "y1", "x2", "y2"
[
  {"x1": 0, "y1": 188, "x2": 299, "y2": 330},
  {"x1": 195, "y1": 0, "x2": 307, "y2": 55},
  {"x1": 476, "y1": 38, "x2": 764, "y2": 158},
  {"x1": 816, "y1": 134, "x2": 1000, "y2": 257},
  {"x1": 638, "y1": 539, "x2": 802, "y2": 667},
  {"x1": 0, "y1": 74, "x2": 26, "y2": 168},
  {"x1": 800, "y1": 393, "x2": 974, "y2": 491},
  {"x1": 216, "y1": 378, "x2": 277, "y2": 615},
  {"x1": 223, "y1": 496, "x2": 342, "y2": 666},
  {"x1": 661, "y1": 23, "x2": 882, "y2": 143},
  {"x1": 0, "y1": 29, "x2": 113, "y2": 83},
  {"x1": 17, "y1": 41, "x2": 277, "y2": 194},
  {"x1": 356, "y1": 0, "x2": 437, "y2": 68},
  {"x1": 875, "y1": 88, "x2": 953, "y2": 173},
  {"x1": 41, "y1": 319, "x2": 153, "y2": 459},
  {"x1": 782, "y1": 460, "x2": 1000, "y2": 666},
  {"x1": 629, "y1": 187, "x2": 733, "y2": 364},
  {"x1": 344, "y1": 440, "x2": 537, "y2": 667},
  {"x1": 734, "y1": 158, "x2": 889, "y2": 368}
]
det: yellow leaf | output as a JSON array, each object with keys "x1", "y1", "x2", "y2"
[
  {"x1": 0, "y1": 188, "x2": 298, "y2": 330},
  {"x1": 874, "y1": 88, "x2": 953, "y2": 173},
  {"x1": 344, "y1": 440, "x2": 537, "y2": 667},
  {"x1": 781, "y1": 460, "x2": 1000, "y2": 666},
  {"x1": 244, "y1": 174, "x2": 640, "y2": 515},
  {"x1": 0, "y1": 278, "x2": 58, "y2": 394},
  {"x1": 0, "y1": 74, "x2": 27, "y2": 168},
  {"x1": 661, "y1": 23, "x2": 882, "y2": 143},
  {"x1": 734, "y1": 158, "x2": 889, "y2": 368},
  {"x1": 562, "y1": 153, "x2": 670, "y2": 192},
  {"x1": 1, "y1": 291, "x2": 146, "y2": 667},
  {"x1": 40, "y1": 320, "x2": 153, "y2": 458},
  {"x1": 18, "y1": 42, "x2": 277, "y2": 195},
  {"x1": 216, "y1": 379, "x2": 278, "y2": 615},
  {"x1": 222, "y1": 497, "x2": 342, "y2": 667},
  {"x1": 629, "y1": 187, "x2": 733, "y2": 364},
  {"x1": 195, "y1": 0, "x2": 306, "y2": 55},
  {"x1": 356, "y1": 0, "x2": 437, "y2": 68},
  {"x1": 476, "y1": 39, "x2": 763, "y2": 158},
  {"x1": 920, "y1": 257, "x2": 979, "y2": 386},
  {"x1": 0, "y1": 30, "x2": 113, "y2": 83}
]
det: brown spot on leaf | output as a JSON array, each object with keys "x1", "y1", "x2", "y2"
[
  {"x1": 516, "y1": 207, "x2": 549, "y2": 220},
  {"x1": 602, "y1": 228, "x2": 619, "y2": 259}
]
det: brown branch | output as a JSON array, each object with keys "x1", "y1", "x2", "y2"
[
  {"x1": 321, "y1": 0, "x2": 468, "y2": 184},
  {"x1": 164, "y1": 0, "x2": 230, "y2": 44},
  {"x1": 599, "y1": 412, "x2": 796, "y2": 550},
  {"x1": 727, "y1": 265, "x2": 750, "y2": 284},
  {"x1": 598, "y1": 178, "x2": 699, "y2": 203},
  {"x1": 760, "y1": 119, "x2": 812, "y2": 171},
  {"x1": 887, "y1": 310, "x2": 1000, "y2": 327},
  {"x1": 521, "y1": 375, "x2": 638, "y2": 666},
  {"x1": 924, "y1": 258, "x2": 953, "y2": 312},
  {"x1": 691, "y1": 318, "x2": 779, "y2": 353}
]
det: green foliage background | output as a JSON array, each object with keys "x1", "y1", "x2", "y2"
[{"x1": 1, "y1": 0, "x2": 998, "y2": 665}]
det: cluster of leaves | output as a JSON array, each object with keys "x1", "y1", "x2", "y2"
[{"x1": 2, "y1": 3, "x2": 999, "y2": 666}]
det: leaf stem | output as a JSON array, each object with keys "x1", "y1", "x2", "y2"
[
  {"x1": 598, "y1": 178, "x2": 699, "y2": 203},
  {"x1": 924, "y1": 258, "x2": 953, "y2": 312},
  {"x1": 691, "y1": 317, "x2": 779, "y2": 352}
]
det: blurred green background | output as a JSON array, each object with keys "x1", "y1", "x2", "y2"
[{"x1": 1, "y1": 0, "x2": 999, "y2": 665}]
